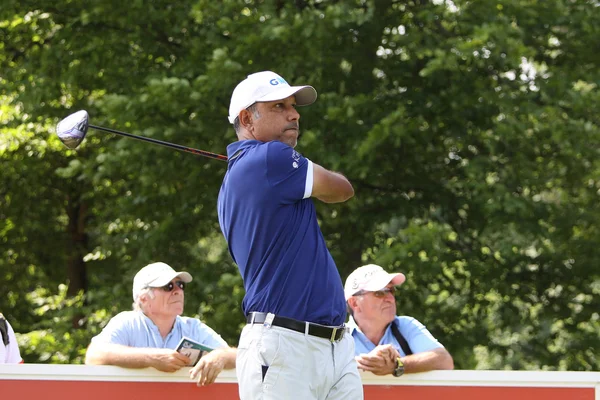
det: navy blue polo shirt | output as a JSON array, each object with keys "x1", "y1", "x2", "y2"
[{"x1": 217, "y1": 140, "x2": 346, "y2": 326}]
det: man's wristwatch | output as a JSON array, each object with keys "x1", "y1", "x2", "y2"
[{"x1": 392, "y1": 357, "x2": 405, "y2": 377}]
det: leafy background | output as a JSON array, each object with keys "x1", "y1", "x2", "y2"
[{"x1": 1, "y1": 0, "x2": 598, "y2": 370}]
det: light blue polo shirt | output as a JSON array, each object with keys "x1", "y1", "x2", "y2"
[
  {"x1": 90, "y1": 311, "x2": 228, "y2": 349},
  {"x1": 217, "y1": 140, "x2": 347, "y2": 326},
  {"x1": 348, "y1": 316, "x2": 444, "y2": 356}
]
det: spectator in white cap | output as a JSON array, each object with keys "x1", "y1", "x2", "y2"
[
  {"x1": 85, "y1": 262, "x2": 236, "y2": 386},
  {"x1": 345, "y1": 264, "x2": 454, "y2": 377}
]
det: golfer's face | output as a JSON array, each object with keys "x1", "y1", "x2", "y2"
[{"x1": 253, "y1": 95, "x2": 300, "y2": 148}]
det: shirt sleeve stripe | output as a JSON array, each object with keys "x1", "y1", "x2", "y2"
[{"x1": 303, "y1": 159, "x2": 313, "y2": 199}]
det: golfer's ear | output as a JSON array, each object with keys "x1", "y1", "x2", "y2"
[{"x1": 239, "y1": 109, "x2": 254, "y2": 130}]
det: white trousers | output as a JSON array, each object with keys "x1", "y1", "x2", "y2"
[{"x1": 236, "y1": 323, "x2": 363, "y2": 400}]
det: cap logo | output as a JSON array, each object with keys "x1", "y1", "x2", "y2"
[
  {"x1": 269, "y1": 77, "x2": 288, "y2": 86},
  {"x1": 351, "y1": 270, "x2": 377, "y2": 289}
]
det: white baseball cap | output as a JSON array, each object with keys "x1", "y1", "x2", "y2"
[
  {"x1": 132, "y1": 262, "x2": 193, "y2": 301},
  {"x1": 228, "y1": 71, "x2": 317, "y2": 124},
  {"x1": 344, "y1": 264, "x2": 406, "y2": 300}
]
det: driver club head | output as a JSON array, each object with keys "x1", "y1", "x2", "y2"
[{"x1": 56, "y1": 110, "x2": 89, "y2": 149}]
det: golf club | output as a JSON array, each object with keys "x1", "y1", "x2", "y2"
[{"x1": 55, "y1": 110, "x2": 228, "y2": 161}]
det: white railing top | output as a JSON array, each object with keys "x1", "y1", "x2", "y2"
[{"x1": 0, "y1": 364, "x2": 599, "y2": 388}]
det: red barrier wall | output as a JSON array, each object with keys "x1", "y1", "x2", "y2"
[{"x1": 1, "y1": 365, "x2": 598, "y2": 400}]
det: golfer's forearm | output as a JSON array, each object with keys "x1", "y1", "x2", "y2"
[
  {"x1": 85, "y1": 343, "x2": 153, "y2": 368},
  {"x1": 312, "y1": 164, "x2": 354, "y2": 203}
]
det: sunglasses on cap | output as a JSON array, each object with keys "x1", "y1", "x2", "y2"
[
  {"x1": 354, "y1": 287, "x2": 396, "y2": 298},
  {"x1": 160, "y1": 280, "x2": 186, "y2": 292}
]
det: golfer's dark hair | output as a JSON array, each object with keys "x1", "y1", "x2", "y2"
[
  {"x1": 234, "y1": 103, "x2": 260, "y2": 134},
  {"x1": 233, "y1": 117, "x2": 241, "y2": 133}
]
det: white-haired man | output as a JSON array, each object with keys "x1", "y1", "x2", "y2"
[
  {"x1": 345, "y1": 264, "x2": 454, "y2": 377},
  {"x1": 85, "y1": 262, "x2": 236, "y2": 386}
]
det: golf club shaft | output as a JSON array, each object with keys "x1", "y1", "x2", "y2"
[{"x1": 89, "y1": 124, "x2": 228, "y2": 161}]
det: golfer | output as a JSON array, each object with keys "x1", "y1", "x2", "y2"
[{"x1": 218, "y1": 71, "x2": 363, "y2": 400}]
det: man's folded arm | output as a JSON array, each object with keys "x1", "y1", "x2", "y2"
[
  {"x1": 85, "y1": 342, "x2": 189, "y2": 372},
  {"x1": 85, "y1": 342, "x2": 154, "y2": 368},
  {"x1": 214, "y1": 346, "x2": 237, "y2": 369},
  {"x1": 402, "y1": 347, "x2": 454, "y2": 373}
]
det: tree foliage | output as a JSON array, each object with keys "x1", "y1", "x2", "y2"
[{"x1": 1, "y1": 0, "x2": 598, "y2": 370}]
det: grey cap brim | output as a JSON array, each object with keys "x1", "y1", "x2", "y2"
[{"x1": 256, "y1": 85, "x2": 317, "y2": 106}]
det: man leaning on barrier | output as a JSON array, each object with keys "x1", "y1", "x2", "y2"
[
  {"x1": 345, "y1": 264, "x2": 454, "y2": 376},
  {"x1": 85, "y1": 262, "x2": 236, "y2": 386}
]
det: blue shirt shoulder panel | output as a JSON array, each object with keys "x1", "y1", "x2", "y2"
[
  {"x1": 265, "y1": 141, "x2": 310, "y2": 204},
  {"x1": 224, "y1": 140, "x2": 309, "y2": 205},
  {"x1": 90, "y1": 311, "x2": 228, "y2": 350}
]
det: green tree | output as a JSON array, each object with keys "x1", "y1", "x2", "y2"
[{"x1": 1, "y1": 0, "x2": 598, "y2": 370}]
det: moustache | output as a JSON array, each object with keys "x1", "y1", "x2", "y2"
[{"x1": 285, "y1": 123, "x2": 301, "y2": 139}]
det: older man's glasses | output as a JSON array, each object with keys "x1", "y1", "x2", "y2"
[
  {"x1": 161, "y1": 281, "x2": 185, "y2": 292},
  {"x1": 354, "y1": 287, "x2": 396, "y2": 298}
]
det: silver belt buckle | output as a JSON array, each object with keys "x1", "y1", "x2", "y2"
[{"x1": 264, "y1": 312, "x2": 275, "y2": 328}]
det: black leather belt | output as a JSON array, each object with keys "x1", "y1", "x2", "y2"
[{"x1": 246, "y1": 312, "x2": 345, "y2": 342}]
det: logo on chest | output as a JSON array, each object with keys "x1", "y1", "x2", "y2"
[{"x1": 292, "y1": 151, "x2": 301, "y2": 169}]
